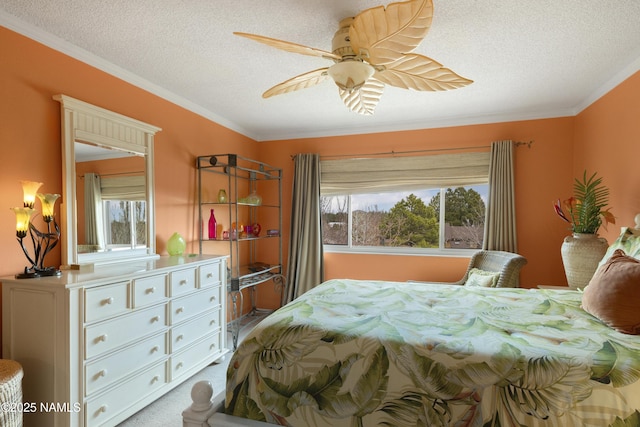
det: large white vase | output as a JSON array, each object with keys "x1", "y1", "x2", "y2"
[{"x1": 561, "y1": 233, "x2": 608, "y2": 289}]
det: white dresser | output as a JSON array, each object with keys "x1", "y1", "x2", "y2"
[{"x1": 1, "y1": 254, "x2": 227, "y2": 427}]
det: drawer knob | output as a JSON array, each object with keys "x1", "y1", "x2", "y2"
[
  {"x1": 102, "y1": 297, "x2": 114, "y2": 305},
  {"x1": 180, "y1": 279, "x2": 187, "y2": 286},
  {"x1": 210, "y1": 296, "x2": 216, "y2": 302},
  {"x1": 151, "y1": 345, "x2": 159, "y2": 353},
  {"x1": 99, "y1": 405, "x2": 108, "y2": 413},
  {"x1": 99, "y1": 369, "x2": 108, "y2": 377},
  {"x1": 210, "y1": 320, "x2": 216, "y2": 326},
  {"x1": 176, "y1": 334, "x2": 184, "y2": 341},
  {"x1": 207, "y1": 273, "x2": 213, "y2": 278},
  {"x1": 152, "y1": 375, "x2": 160, "y2": 383},
  {"x1": 151, "y1": 316, "x2": 161, "y2": 323},
  {"x1": 97, "y1": 334, "x2": 108, "y2": 343},
  {"x1": 146, "y1": 287, "x2": 156, "y2": 294},
  {"x1": 176, "y1": 362, "x2": 183, "y2": 370},
  {"x1": 176, "y1": 307, "x2": 184, "y2": 314}
]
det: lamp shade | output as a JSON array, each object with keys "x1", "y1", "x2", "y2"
[
  {"x1": 11, "y1": 207, "x2": 34, "y2": 238},
  {"x1": 21, "y1": 181, "x2": 43, "y2": 208},
  {"x1": 327, "y1": 60, "x2": 375, "y2": 92},
  {"x1": 37, "y1": 193, "x2": 60, "y2": 222}
]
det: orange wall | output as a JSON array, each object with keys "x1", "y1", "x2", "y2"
[
  {"x1": 1, "y1": 25, "x2": 639, "y2": 309},
  {"x1": 573, "y1": 71, "x2": 640, "y2": 241},
  {"x1": 257, "y1": 117, "x2": 576, "y2": 299},
  {"x1": 0, "y1": 27, "x2": 259, "y2": 279}
]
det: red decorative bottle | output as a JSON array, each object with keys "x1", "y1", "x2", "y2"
[{"x1": 208, "y1": 209, "x2": 217, "y2": 239}]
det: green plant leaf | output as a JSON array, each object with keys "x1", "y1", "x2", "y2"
[
  {"x1": 379, "y1": 391, "x2": 453, "y2": 426},
  {"x1": 591, "y1": 340, "x2": 640, "y2": 387},
  {"x1": 569, "y1": 170, "x2": 611, "y2": 233},
  {"x1": 610, "y1": 410, "x2": 640, "y2": 427}
]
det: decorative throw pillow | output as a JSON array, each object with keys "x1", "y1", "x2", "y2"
[
  {"x1": 582, "y1": 249, "x2": 640, "y2": 334},
  {"x1": 465, "y1": 268, "x2": 501, "y2": 287}
]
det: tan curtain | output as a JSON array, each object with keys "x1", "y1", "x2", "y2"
[
  {"x1": 321, "y1": 152, "x2": 490, "y2": 195},
  {"x1": 285, "y1": 154, "x2": 324, "y2": 302},
  {"x1": 483, "y1": 140, "x2": 517, "y2": 252},
  {"x1": 84, "y1": 173, "x2": 104, "y2": 248}
]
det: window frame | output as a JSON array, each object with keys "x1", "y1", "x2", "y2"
[
  {"x1": 322, "y1": 184, "x2": 488, "y2": 257},
  {"x1": 102, "y1": 199, "x2": 147, "y2": 251}
]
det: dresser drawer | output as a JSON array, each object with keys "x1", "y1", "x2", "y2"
[
  {"x1": 85, "y1": 332, "x2": 167, "y2": 395},
  {"x1": 170, "y1": 309, "x2": 221, "y2": 352},
  {"x1": 85, "y1": 281, "x2": 131, "y2": 323},
  {"x1": 85, "y1": 361, "x2": 167, "y2": 426},
  {"x1": 170, "y1": 286, "x2": 222, "y2": 325},
  {"x1": 85, "y1": 304, "x2": 167, "y2": 359},
  {"x1": 170, "y1": 333, "x2": 222, "y2": 380},
  {"x1": 198, "y1": 262, "x2": 222, "y2": 288},
  {"x1": 133, "y1": 274, "x2": 168, "y2": 307},
  {"x1": 170, "y1": 268, "x2": 197, "y2": 296}
]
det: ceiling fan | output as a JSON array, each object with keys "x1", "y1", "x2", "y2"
[{"x1": 234, "y1": 0, "x2": 472, "y2": 115}]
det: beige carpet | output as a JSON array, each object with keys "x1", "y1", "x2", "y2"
[
  {"x1": 117, "y1": 313, "x2": 265, "y2": 426},
  {"x1": 116, "y1": 344, "x2": 230, "y2": 427}
]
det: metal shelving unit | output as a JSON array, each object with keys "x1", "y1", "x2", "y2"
[{"x1": 196, "y1": 154, "x2": 285, "y2": 349}]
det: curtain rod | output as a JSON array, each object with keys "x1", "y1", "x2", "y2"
[{"x1": 292, "y1": 140, "x2": 534, "y2": 160}]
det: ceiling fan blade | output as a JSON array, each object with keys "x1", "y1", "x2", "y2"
[
  {"x1": 263, "y1": 68, "x2": 330, "y2": 98},
  {"x1": 349, "y1": 0, "x2": 433, "y2": 65},
  {"x1": 339, "y1": 78, "x2": 385, "y2": 115},
  {"x1": 234, "y1": 32, "x2": 341, "y2": 61},
  {"x1": 375, "y1": 53, "x2": 473, "y2": 91}
]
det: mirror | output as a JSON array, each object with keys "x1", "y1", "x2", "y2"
[
  {"x1": 54, "y1": 94, "x2": 162, "y2": 266},
  {"x1": 74, "y1": 143, "x2": 146, "y2": 254}
]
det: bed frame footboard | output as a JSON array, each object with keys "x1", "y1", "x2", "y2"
[
  {"x1": 183, "y1": 380, "x2": 273, "y2": 426},
  {"x1": 182, "y1": 380, "x2": 219, "y2": 427}
]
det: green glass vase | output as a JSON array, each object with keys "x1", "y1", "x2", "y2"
[{"x1": 167, "y1": 232, "x2": 186, "y2": 256}]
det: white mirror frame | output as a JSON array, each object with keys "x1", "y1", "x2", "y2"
[{"x1": 54, "y1": 94, "x2": 162, "y2": 267}]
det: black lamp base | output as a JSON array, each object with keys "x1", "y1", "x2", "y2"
[
  {"x1": 15, "y1": 268, "x2": 38, "y2": 279},
  {"x1": 15, "y1": 266, "x2": 62, "y2": 279}
]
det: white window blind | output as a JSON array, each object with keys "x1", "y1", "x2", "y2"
[
  {"x1": 320, "y1": 152, "x2": 491, "y2": 195},
  {"x1": 100, "y1": 175, "x2": 146, "y2": 201}
]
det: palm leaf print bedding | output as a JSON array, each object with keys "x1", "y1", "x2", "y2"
[{"x1": 225, "y1": 279, "x2": 640, "y2": 426}]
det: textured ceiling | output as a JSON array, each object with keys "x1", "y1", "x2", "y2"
[{"x1": 1, "y1": 1, "x2": 640, "y2": 141}]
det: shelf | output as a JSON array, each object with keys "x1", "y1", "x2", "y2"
[
  {"x1": 196, "y1": 154, "x2": 281, "y2": 180},
  {"x1": 201, "y1": 235, "x2": 280, "y2": 242},
  {"x1": 227, "y1": 264, "x2": 282, "y2": 291},
  {"x1": 199, "y1": 201, "x2": 279, "y2": 208},
  {"x1": 197, "y1": 153, "x2": 285, "y2": 350},
  {"x1": 229, "y1": 271, "x2": 281, "y2": 292}
]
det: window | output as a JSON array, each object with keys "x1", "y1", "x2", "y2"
[
  {"x1": 99, "y1": 175, "x2": 147, "y2": 251},
  {"x1": 103, "y1": 200, "x2": 147, "y2": 250},
  {"x1": 322, "y1": 184, "x2": 488, "y2": 253},
  {"x1": 320, "y1": 151, "x2": 491, "y2": 254}
]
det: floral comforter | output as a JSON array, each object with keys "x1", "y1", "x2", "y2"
[{"x1": 225, "y1": 279, "x2": 640, "y2": 426}]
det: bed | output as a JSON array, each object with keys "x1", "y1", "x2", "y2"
[{"x1": 184, "y1": 221, "x2": 640, "y2": 427}]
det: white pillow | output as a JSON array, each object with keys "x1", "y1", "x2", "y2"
[{"x1": 465, "y1": 268, "x2": 500, "y2": 287}]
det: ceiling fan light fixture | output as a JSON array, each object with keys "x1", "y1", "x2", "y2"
[{"x1": 327, "y1": 60, "x2": 374, "y2": 92}]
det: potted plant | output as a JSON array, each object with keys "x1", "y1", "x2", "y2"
[
  {"x1": 553, "y1": 171, "x2": 615, "y2": 289},
  {"x1": 554, "y1": 170, "x2": 615, "y2": 234}
]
